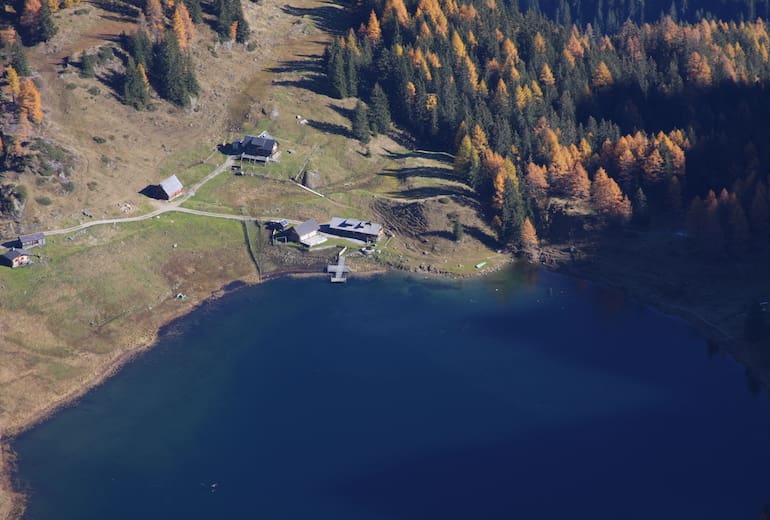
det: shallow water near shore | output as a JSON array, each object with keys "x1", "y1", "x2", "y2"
[{"x1": 13, "y1": 266, "x2": 770, "y2": 519}]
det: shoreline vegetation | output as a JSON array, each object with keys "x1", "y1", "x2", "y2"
[{"x1": 2, "y1": 0, "x2": 770, "y2": 515}]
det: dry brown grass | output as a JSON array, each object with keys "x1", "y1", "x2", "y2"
[
  {"x1": 15, "y1": 0, "x2": 337, "y2": 232},
  {"x1": 0, "y1": 0, "x2": 509, "y2": 515}
]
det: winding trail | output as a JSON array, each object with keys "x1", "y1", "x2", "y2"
[{"x1": 39, "y1": 157, "x2": 299, "y2": 236}]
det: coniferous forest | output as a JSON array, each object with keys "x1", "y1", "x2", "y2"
[{"x1": 326, "y1": 0, "x2": 770, "y2": 254}]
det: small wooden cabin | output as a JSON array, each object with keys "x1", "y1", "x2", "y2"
[
  {"x1": 1, "y1": 248, "x2": 32, "y2": 268},
  {"x1": 159, "y1": 175, "x2": 184, "y2": 200},
  {"x1": 18, "y1": 233, "x2": 45, "y2": 249}
]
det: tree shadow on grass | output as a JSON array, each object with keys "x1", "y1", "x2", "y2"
[
  {"x1": 380, "y1": 166, "x2": 456, "y2": 182},
  {"x1": 464, "y1": 225, "x2": 500, "y2": 249},
  {"x1": 421, "y1": 230, "x2": 455, "y2": 241},
  {"x1": 381, "y1": 147, "x2": 454, "y2": 164},
  {"x1": 91, "y1": 0, "x2": 140, "y2": 18},
  {"x1": 98, "y1": 13, "x2": 138, "y2": 23},
  {"x1": 271, "y1": 75, "x2": 330, "y2": 97},
  {"x1": 280, "y1": 2, "x2": 353, "y2": 35},
  {"x1": 305, "y1": 119, "x2": 353, "y2": 139},
  {"x1": 265, "y1": 56, "x2": 325, "y2": 75},
  {"x1": 327, "y1": 103, "x2": 354, "y2": 121},
  {"x1": 390, "y1": 185, "x2": 475, "y2": 201}
]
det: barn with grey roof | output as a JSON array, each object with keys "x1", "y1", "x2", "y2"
[
  {"x1": 289, "y1": 219, "x2": 327, "y2": 247},
  {"x1": 159, "y1": 175, "x2": 183, "y2": 200}
]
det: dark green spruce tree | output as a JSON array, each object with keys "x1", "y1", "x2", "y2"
[
  {"x1": 368, "y1": 83, "x2": 391, "y2": 135},
  {"x1": 325, "y1": 40, "x2": 347, "y2": 98},
  {"x1": 122, "y1": 57, "x2": 149, "y2": 109},
  {"x1": 345, "y1": 48, "x2": 358, "y2": 98},
  {"x1": 501, "y1": 178, "x2": 527, "y2": 244},
  {"x1": 126, "y1": 28, "x2": 152, "y2": 68},
  {"x1": 153, "y1": 31, "x2": 199, "y2": 107},
  {"x1": 37, "y1": 1, "x2": 58, "y2": 43},
  {"x1": 11, "y1": 42, "x2": 30, "y2": 76},
  {"x1": 180, "y1": 0, "x2": 203, "y2": 23},
  {"x1": 215, "y1": 0, "x2": 250, "y2": 42},
  {"x1": 352, "y1": 101, "x2": 370, "y2": 143}
]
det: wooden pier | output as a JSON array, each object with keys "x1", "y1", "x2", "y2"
[{"x1": 327, "y1": 254, "x2": 350, "y2": 283}]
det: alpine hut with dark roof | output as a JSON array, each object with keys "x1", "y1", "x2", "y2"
[
  {"x1": 327, "y1": 217, "x2": 384, "y2": 243},
  {"x1": 239, "y1": 131, "x2": 279, "y2": 162},
  {"x1": 1, "y1": 248, "x2": 32, "y2": 268}
]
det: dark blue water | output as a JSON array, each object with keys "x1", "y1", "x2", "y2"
[{"x1": 13, "y1": 267, "x2": 770, "y2": 519}]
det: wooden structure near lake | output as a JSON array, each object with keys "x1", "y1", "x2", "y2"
[{"x1": 327, "y1": 254, "x2": 350, "y2": 283}]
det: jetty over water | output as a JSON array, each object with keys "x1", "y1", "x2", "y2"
[{"x1": 327, "y1": 254, "x2": 350, "y2": 283}]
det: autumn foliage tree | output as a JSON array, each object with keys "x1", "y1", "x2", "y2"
[
  {"x1": 519, "y1": 217, "x2": 539, "y2": 257},
  {"x1": 365, "y1": 10, "x2": 381, "y2": 44},
  {"x1": 6, "y1": 66, "x2": 20, "y2": 101},
  {"x1": 145, "y1": 0, "x2": 165, "y2": 39},
  {"x1": 325, "y1": 0, "x2": 770, "y2": 247},
  {"x1": 173, "y1": 6, "x2": 188, "y2": 49},
  {"x1": 18, "y1": 79, "x2": 43, "y2": 123},
  {"x1": 591, "y1": 168, "x2": 632, "y2": 224}
]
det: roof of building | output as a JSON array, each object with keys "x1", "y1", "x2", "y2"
[
  {"x1": 3, "y1": 248, "x2": 31, "y2": 260},
  {"x1": 302, "y1": 234, "x2": 328, "y2": 247},
  {"x1": 160, "y1": 175, "x2": 183, "y2": 197},
  {"x1": 242, "y1": 131, "x2": 277, "y2": 156},
  {"x1": 293, "y1": 218, "x2": 320, "y2": 238},
  {"x1": 19, "y1": 232, "x2": 45, "y2": 243},
  {"x1": 329, "y1": 217, "x2": 383, "y2": 237}
]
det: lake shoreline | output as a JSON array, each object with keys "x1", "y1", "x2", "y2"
[
  {"x1": 0, "y1": 262, "x2": 390, "y2": 520},
  {"x1": 539, "y1": 244, "x2": 770, "y2": 390},
  {"x1": 1, "y1": 254, "x2": 766, "y2": 520}
]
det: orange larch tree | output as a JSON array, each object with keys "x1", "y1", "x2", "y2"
[
  {"x1": 591, "y1": 167, "x2": 631, "y2": 223},
  {"x1": 519, "y1": 217, "x2": 538, "y2": 249},
  {"x1": 383, "y1": 0, "x2": 409, "y2": 27},
  {"x1": 6, "y1": 66, "x2": 20, "y2": 101},
  {"x1": 366, "y1": 10, "x2": 382, "y2": 44},
  {"x1": 177, "y1": 3, "x2": 195, "y2": 46},
  {"x1": 565, "y1": 162, "x2": 591, "y2": 200},
  {"x1": 687, "y1": 51, "x2": 713, "y2": 87},
  {"x1": 592, "y1": 61, "x2": 613, "y2": 89},
  {"x1": 145, "y1": 0, "x2": 164, "y2": 38},
  {"x1": 172, "y1": 6, "x2": 188, "y2": 50},
  {"x1": 539, "y1": 63, "x2": 555, "y2": 86},
  {"x1": 18, "y1": 78, "x2": 43, "y2": 124},
  {"x1": 642, "y1": 148, "x2": 665, "y2": 186},
  {"x1": 524, "y1": 162, "x2": 549, "y2": 204},
  {"x1": 470, "y1": 124, "x2": 488, "y2": 151}
]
